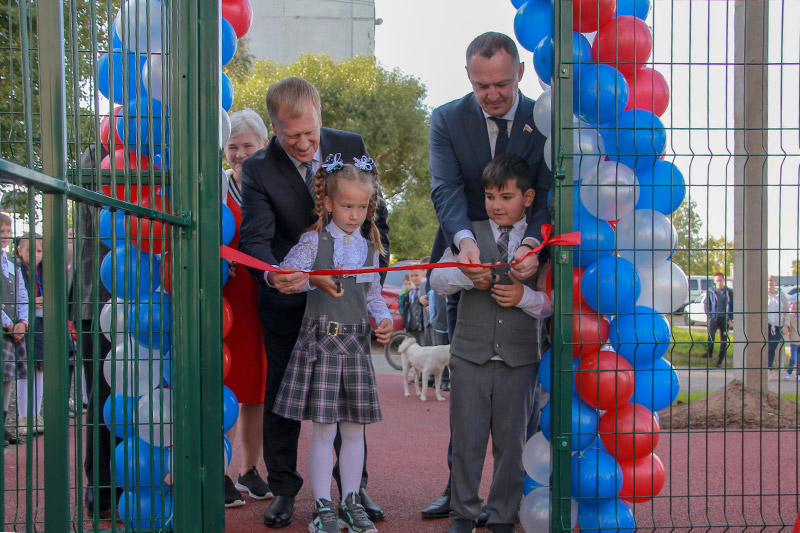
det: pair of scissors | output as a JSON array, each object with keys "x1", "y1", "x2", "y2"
[{"x1": 489, "y1": 258, "x2": 513, "y2": 286}]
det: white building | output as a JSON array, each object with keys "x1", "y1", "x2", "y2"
[{"x1": 248, "y1": 0, "x2": 378, "y2": 63}]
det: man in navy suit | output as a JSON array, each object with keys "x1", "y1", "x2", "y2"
[
  {"x1": 421, "y1": 32, "x2": 551, "y2": 529},
  {"x1": 239, "y1": 77, "x2": 388, "y2": 528}
]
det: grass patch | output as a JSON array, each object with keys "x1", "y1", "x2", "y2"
[
  {"x1": 672, "y1": 390, "x2": 708, "y2": 406},
  {"x1": 667, "y1": 326, "x2": 733, "y2": 368},
  {"x1": 779, "y1": 392, "x2": 800, "y2": 404}
]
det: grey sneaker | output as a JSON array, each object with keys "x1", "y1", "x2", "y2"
[
  {"x1": 338, "y1": 492, "x2": 377, "y2": 533},
  {"x1": 235, "y1": 467, "x2": 273, "y2": 500},
  {"x1": 309, "y1": 498, "x2": 340, "y2": 533}
]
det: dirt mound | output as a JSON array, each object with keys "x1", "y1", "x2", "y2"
[{"x1": 660, "y1": 379, "x2": 800, "y2": 429}]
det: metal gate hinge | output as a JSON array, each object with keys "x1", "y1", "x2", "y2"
[{"x1": 181, "y1": 211, "x2": 193, "y2": 238}]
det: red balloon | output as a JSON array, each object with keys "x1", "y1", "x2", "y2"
[
  {"x1": 130, "y1": 195, "x2": 172, "y2": 254},
  {"x1": 222, "y1": 297, "x2": 233, "y2": 338},
  {"x1": 599, "y1": 402, "x2": 660, "y2": 460},
  {"x1": 161, "y1": 252, "x2": 172, "y2": 294},
  {"x1": 623, "y1": 67, "x2": 670, "y2": 116},
  {"x1": 546, "y1": 267, "x2": 588, "y2": 307},
  {"x1": 222, "y1": 343, "x2": 232, "y2": 378},
  {"x1": 574, "y1": 0, "x2": 616, "y2": 33},
  {"x1": 222, "y1": 0, "x2": 253, "y2": 38},
  {"x1": 572, "y1": 301, "x2": 610, "y2": 358},
  {"x1": 100, "y1": 106, "x2": 124, "y2": 153},
  {"x1": 575, "y1": 349, "x2": 635, "y2": 411},
  {"x1": 593, "y1": 15, "x2": 653, "y2": 76},
  {"x1": 793, "y1": 508, "x2": 800, "y2": 533},
  {"x1": 618, "y1": 453, "x2": 666, "y2": 503},
  {"x1": 100, "y1": 184, "x2": 156, "y2": 205},
  {"x1": 100, "y1": 148, "x2": 151, "y2": 171}
]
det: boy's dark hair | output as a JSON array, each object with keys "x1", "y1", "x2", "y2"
[
  {"x1": 481, "y1": 153, "x2": 532, "y2": 192},
  {"x1": 466, "y1": 32, "x2": 519, "y2": 65}
]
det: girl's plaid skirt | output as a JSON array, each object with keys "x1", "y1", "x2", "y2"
[
  {"x1": 273, "y1": 315, "x2": 381, "y2": 425},
  {"x1": 3, "y1": 333, "x2": 27, "y2": 381}
]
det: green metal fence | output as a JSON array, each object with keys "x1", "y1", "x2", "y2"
[
  {"x1": 545, "y1": 0, "x2": 800, "y2": 531},
  {"x1": 0, "y1": 0, "x2": 222, "y2": 531}
]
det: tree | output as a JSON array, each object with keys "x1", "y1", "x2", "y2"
[
  {"x1": 792, "y1": 260, "x2": 799, "y2": 276},
  {"x1": 670, "y1": 198, "x2": 706, "y2": 276},
  {"x1": 232, "y1": 53, "x2": 434, "y2": 259},
  {"x1": 706, "y1": 234, "x2": 734, "y2": 277}
]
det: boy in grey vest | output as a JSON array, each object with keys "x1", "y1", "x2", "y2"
[{"x1": 430, "y1": 153, "x2": 551, "y2": 533}]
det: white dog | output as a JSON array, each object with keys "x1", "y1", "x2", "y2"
[{"x1": 398, "y1": 337, "x2": 451, "y2": 402}]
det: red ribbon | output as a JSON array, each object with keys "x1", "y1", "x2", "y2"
[{"x1": 220, "y1": 223, "x2": 581, "y2": 276}]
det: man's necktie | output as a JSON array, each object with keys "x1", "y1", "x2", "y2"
[
  {"x1": 489, "y1": 117, "x2": 509, "y2": 156},
  {"x1": 302, "y1": 162, "x2": 314, "y2": 195},
  {"x1": 497, "y1": 226, "x2": 513, "y2": 261}
]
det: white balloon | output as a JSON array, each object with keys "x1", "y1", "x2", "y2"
[
  {"x1": 538, "y1": 77, "x2": 551, "y2": 90},
  {"x1": 138, "y1": 387, "x2": 173, "y2": 447},
  {"x1": 573, "y1": 127, "x2": 605, "y2": 182},
  {"x1": 103, "y1": 347, "x2": 162, "y2": 398},
  {"x1": 115, "y1": 0, "x2": 164, "y2": 53},
  {"x1": 580, "y1": 161, "x2": 639, "y2": 221},
  {"x1": 636, "y1": 260, "x2": 689, "y2": 314},
  {"x1": 141, "y1": 55, "x2": 168, "y2": 102},
  {"x1": 220, "y1": 107, "x2": 231, "y2": 148},
  {"x1": 522, "y1": 432, "x2": 551, "y2": 486},
  {"x1": 533, "y1": 90, "x2": 552, "y2": 138},
  {"x1": 543, "y1": 137, "x2": 552, "y2": 170},
  {"x1": 100, "y1": 298, "x2": 128, "y2": 342},
  {"x1": 519, "y1": 488, "x2": 579, "y2": 533},
  {"x1": 616, "y1": 209, "x2": 678, "y2": 267}
]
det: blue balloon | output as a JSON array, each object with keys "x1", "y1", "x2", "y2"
[
  {"x1": 513, "y1": 0, "x2": 553, "y2": 53},
  {"x1": 523, "y1": 474, "x2": 542, "y2": 496},
  {"x1": 100, "y1": 246, "x2": 161, "y2": 300},
  {"x1": 114, "y1": 437, "x2": 170, "y2": 490},
  {"x1": 533, "y1": 32, "x2": 593, "y2": 85},
  {"x1": 609, "y1": 306, "x2": 671, "y2": 366},
  {"x1": 221, "y1": 203, "x2": 236, "y2": 246},
  {"x1": 223, "y1": 435, "x2": 232, "y2": 469},
  {"x1": 221, "y1": 18, "x2": 238, "y2": 66},
  {"x1": 222, "y1": 385, "x2": 239, "y2": 433},
  {"x1": 538, "y1": 349, "x2": 580, "y2": 395},
  {"x1": 581, "y1": 256, "x2": 641, "y2": 315},
  {"x1": 633, "y1": 357, "x2": 680, "y2": 411},
  {"x1": 578, "y1": 498, "x2": 636, "y2": 533},
  {"x1": 98, "y1": 50, "x2": 148, "y2": 105},
  {"x1": 129, "y1": 291, "x2": 171, "y2": 352},
  {"x1": 511, "y1": 0, "x2": 527, "y2": 8},
  {"x1": 222, "y1": 258, "x2": 230, "y2": 287},
  {"x1": 116, "y1": 97, "x2": 166, "y2": 155},
  {"x1": 221, "y1": 72, "x2": 234, "y2": 111},
  {"x1": 574, "y1": 64, "x2": 629, "y2": 126},
  {"x1": 635, "y1": 160, "x2": 686, "y2": 215},
  {"x1": 100, "y1": 209, "x2": 127, "y2": 248},
  {"x1": 601, "y1": 109, "x2": 667, "y2": 170},
  {"x1": 540, "y1": 398, "x2": 599, "y2": 452},
  {"x1": 571, "y1": 447, "x2": 624, "y2": 500},
  {"x1": 119, "y1": 488, "x2": 173, "y2": 530},
  {"x1": 615, "y1": 0, "x2": 651, "y2": 19},
  {"x1": 162, "y1": 358, "x2": 173, "y2": 387},
  {"x1": 573, "y1": 209, "x2": 616, "y2": 269},
  {"x1": 103, "y1": 393, "x2": 138, "y2": 440},
  {"x1": 111, "y1": 23, "x2": 123, "y2": 48}
]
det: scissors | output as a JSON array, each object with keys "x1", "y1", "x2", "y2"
[
  {"x1": 489, "y1": 258, "x2": 513, "y2": 286},
  {"x1": 332, "y1": 265, "x2": 343, "y2": 293}
]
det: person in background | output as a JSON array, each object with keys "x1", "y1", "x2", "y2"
[
  {"x1": 784, "y1": 300, "x2": 800, "y2": 381},
  {"x1": 0, "y1": 213, "x2": 27, "y2": 446},
  {"x1": 15, "y1": 234, "x2": 44, "y2": 435},
  {"x1": 766, "y1": 274, "x2": 790, "y2": 381},
  {"x1": 704, "y1": 271, "x2": 733, "y2": 369},
  {"x1": 221, "y1": 108, "x2": 272, "y2": 508},
  {"x1": 404, "y1": 268, "x2": 427, "y2": 346},
  {"x1": 397, "y1": 274, "x2": 412, "y2": 320}
]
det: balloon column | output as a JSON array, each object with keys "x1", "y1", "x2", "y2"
[
  {"x1": 96, "y1": 0, "x2": 253, "y2": 527},
  {"x1": 514, "y1": 0, "x2": 685, "y2": 530}
]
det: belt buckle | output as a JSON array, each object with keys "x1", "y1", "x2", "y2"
[{"x1": 326, "y1": 321, "x2": 340, "y2": 336}]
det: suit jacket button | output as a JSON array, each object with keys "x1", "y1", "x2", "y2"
[{"x1": 498, "y1": 319, "x2": 503, "y2": 324}]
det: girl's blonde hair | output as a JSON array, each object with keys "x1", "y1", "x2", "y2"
[{"x1": 309, "y1": 160, "x2": 384, "y2": 256}]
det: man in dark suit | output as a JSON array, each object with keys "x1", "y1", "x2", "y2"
[
  {"x1": 421, "y1": 32, "x2": 551, "y2": 528},
  {"x1": 238, "y1": 77, "x2": 388, "y2": 529}
]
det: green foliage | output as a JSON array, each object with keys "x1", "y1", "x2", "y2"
[
  {"x1": 792, "y1": 260, "x2": 799, "y2": 276},
  {"x1": 232, "y1": 53, "x2": 431, "y2": 203},
  {"x1": 670, "y1": 198, "x2": 733, "y2": 278},
  {"x1": 224, "y1": 35, "x2": 255, "y2": 83},
  {"x1": 386, "y1": 189, "x2": 438, "y2": 260}
]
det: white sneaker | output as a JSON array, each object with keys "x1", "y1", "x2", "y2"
[
  {"x1": 35, "y1": 414, "x2": 44, "y2": 434},
  {"x1": 17, "y1": 416, "x2": 28, "y2": 437},
  {"x1": 784, "y1": 374, "x2": 793, "y2": 381}
]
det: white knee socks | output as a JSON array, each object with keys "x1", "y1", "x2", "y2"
[
  {"x1": 16, "y1": 378, "x2": 27, "y2": 417},
  {"x1": 309, "y1": 422, "x2": 338, "y2": 501},
  {"x1": 34, "y1": 370, "x2": 43, "y2": 416},
  {"x1": 3, "y1": 381, "x2": 11, "y2": 412},
  {"x1": 337, "y1": 422, "x2": 365, "y2": 504}
]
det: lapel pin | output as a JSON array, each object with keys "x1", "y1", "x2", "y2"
[{"x1": 523, "y1": 124, "x2": 533, "y2": 133}]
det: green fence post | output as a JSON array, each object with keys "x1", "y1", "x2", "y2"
[
  {"x1": 38, "y1": 0, "x2": 70, "y2": 531},
  {"x1": 551, "y1": 0, "x2": 575, "y2": 531}
]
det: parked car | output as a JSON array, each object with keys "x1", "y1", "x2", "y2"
[
  {"x1": 683, "y1": 293, "x2": 708, "y2": 325},
  {"x1": 786, "y1": 285, "x2": 800, "y2": 302}
]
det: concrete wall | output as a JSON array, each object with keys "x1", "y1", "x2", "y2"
[{"x1": 248, "y1": 0, "x2": 376, "y2": 63}]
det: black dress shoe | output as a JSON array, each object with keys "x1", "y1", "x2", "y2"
[
  {"x1": 421, "y1": 486, "x2": 451, "y2": 519},
  {"x1": 263, "y1": 494, "x2": 295, "y2": 528},
  {"x1": 449, "y1": 518, "x2": 477, "y2": 533},
  {"x1": 477, "y1": 505, "x2": 492, "y2": 527},
  {"x1": 488, "y1": 524, "x2": 515, "y2": 532},
  {"x1": 358, "y1": 487, "x2": 385, "y2": 522}
]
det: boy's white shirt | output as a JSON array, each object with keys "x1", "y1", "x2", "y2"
[
  {"x1": 430, "y1": 217, "x2": 552, "y2": 320},
  {"x1": 0, "y1": 250, "x2": 29, "y2": 327}
]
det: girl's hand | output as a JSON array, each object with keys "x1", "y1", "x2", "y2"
[
  {"x1": 228, "y1": 261, "x2": 237, "y2": 279},
  {"x1": 310, "y1": 275, "x2": 344, "y2": 298},
  {"x1": 12, "y1": 321, "x2": 25, "y2": 342},
  {"x1": 374, "y1": 319, "x2": 392, "y2": 345},
  {"x1": 491, "y1": 272, "x2": 524, "y2": 307}
]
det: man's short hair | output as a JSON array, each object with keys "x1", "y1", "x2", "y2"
[
  {"x1": 266, "y1": 77, "x2": 321, "y2": 126},
  {"x1": 713, "y1": 272, "x2": 725, "y2": 279},
  {"x1": 482, "y1": 153, "x2": 532, "y2": 192},
  {"x1": 466, "y1": 32, "x2": 520, "y2": 65}
]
